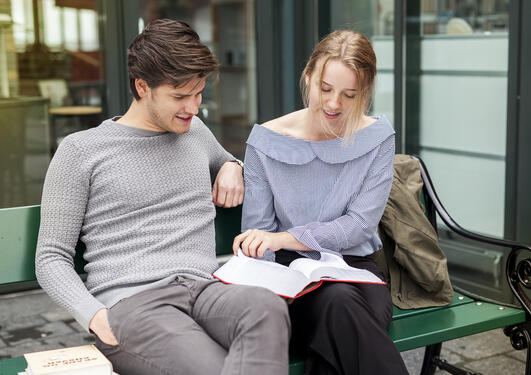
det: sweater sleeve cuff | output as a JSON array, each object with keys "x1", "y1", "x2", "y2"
[{"x1": 73, "y1": 296, "x2": 107, "y2": 332}]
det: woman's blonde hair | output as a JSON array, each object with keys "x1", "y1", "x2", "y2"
[{"x1": 300, "y1": 30, "x2": 377, "y2": 141}]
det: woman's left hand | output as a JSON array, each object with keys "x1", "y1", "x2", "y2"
[{"x1": 233, "y1": 230, "x2": 288, "y2": 258}]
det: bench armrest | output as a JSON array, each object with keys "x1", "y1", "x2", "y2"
[{"x1": 411, "y1": 155, "x2": 531, "y2": 316}]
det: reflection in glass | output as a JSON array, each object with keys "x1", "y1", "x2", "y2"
[
  {"x1": 0, "y1": 97, "x2": 49, "y2": 207},
  {"x1": 412, "y1": 0, "x2": 511, "y2": 303},
  {"x1": 0, "y1": 0, "x2": 106, "y2": 208},
  {"x1": 329, "y1": 1, "x2": 394, "y2": 124},
  {"x1": 411, "y1": 0, "x2": 509, "y2": 237},
  {"x1": 421, "y1": 0, "x2": 509, "y2": 35}
]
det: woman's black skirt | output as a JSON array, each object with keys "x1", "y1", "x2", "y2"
[{"x1": 275, "y1": 250, "x2": 409, "y2": 375}]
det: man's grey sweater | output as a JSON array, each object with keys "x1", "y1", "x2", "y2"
[{"x1": 35, "y1": 117, "x2": 233, "y2": 331}]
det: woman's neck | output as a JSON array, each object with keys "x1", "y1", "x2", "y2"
[{"x1": 301, "y1": 108, "x2": 345, "y2": 141}]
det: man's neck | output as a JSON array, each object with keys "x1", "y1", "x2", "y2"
[{"x1": 117, "y1": 101, "x2": 165, "y2": 132}]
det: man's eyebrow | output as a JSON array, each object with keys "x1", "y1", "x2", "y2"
[
  {"x1": 172, "y1": 89, "x2": 204, "y2": 97},
  {"x1": 321, "y1": 80, "x2": 357, "y2": 91}
]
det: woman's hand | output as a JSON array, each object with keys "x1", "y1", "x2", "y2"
[{"x1": 233, "y1": 230, "x2": 289, "y2": 258}]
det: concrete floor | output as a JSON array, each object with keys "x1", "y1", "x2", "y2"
[{"x1": 0, "y1": 290, "x2": 527, "y2": 374}]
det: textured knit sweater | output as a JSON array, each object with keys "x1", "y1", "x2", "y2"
[
  {"x1": 242, "y1": 115, "x2": 395, "y2": 261},
  {"x1": 35, "y1": 117, "x2": 232, "y2": 331}
]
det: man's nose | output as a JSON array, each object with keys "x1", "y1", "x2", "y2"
[{"x1": 185, "y1": 97, "x2": 200, "y2": 115}]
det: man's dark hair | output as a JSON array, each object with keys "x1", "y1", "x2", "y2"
[{"x1": 127, "y1": 19, "x2": 219, "y2": 100}]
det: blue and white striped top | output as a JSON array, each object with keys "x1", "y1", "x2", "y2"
[{"x1": 241, "y1": 115, "x2": 395, "y2": 261}]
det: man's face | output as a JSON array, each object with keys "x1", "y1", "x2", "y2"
[{"x1": 144, "y1": 78, "x2": 206, "y2": 134}]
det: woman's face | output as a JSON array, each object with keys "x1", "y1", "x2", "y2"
[{"x1": 306, "y1": 58, "x2": 358, "y2": 133}]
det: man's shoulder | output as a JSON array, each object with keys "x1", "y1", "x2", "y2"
[
  {"x1": 61, "y1": 119, "x2": 114, "y2": 147},
  {"x1": 187, "y1": 116, "x2": 221, "y2": 145},
  {"x1": 189, "y1": 116, "x2": 211, "y2": 135},
  {"x1": 53, "y1": 120, "x2": 115, "y2": 163}
]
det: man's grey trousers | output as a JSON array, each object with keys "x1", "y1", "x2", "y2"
[{"x1": 94, "y1": 277, "x2": 291, "y2": 375}]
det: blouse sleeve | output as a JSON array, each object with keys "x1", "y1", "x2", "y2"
[
  {"x1": 286, "y1": 135, "x2": 395, "y2": 255},
  {"x1": 241, "y1": 144, "x2": 279, "y2": 261},
  {"x1": 241, "y1": 144, "x2": 278, "y2": 233}
]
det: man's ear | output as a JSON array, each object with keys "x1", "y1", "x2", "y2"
[{"x1": 135, "y1": 79, "x2": 150, "y2": 98}]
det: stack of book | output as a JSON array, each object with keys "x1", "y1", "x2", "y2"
[{"x1": 20, "y1": 345, "x2": 117, "y2": 375}]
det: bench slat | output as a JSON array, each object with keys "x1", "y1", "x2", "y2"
[
  {"x1": 389, "y1": 301, "x2": 525, "y2": 352},
  {"x1": 392, "y1": 292, "x2": 474, "y2": 320},
  {"x1": 0, "y1": 356, "x2": 26, "y2": 375}
]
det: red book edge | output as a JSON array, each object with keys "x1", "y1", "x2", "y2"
[{"x1": 212, "y1": 274, "x2": 386, "y2": 299}]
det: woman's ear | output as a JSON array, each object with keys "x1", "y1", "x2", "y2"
[{"x1": 305, "y1": 74, "x2": 310, "y2": 87}]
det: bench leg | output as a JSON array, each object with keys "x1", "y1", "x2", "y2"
[
  {"x1": 420, "y1": 343, "x2": 482, "y2": 375},
  {"x1": 504, "y1": 323, "x2": 531, "y2": 375},
  {"x1": 420, "y1": 343, "x2": 441, "y2": 375}
]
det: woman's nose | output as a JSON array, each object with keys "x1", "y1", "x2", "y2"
[{"x1": 327, "y1": 94, "x2": 341, "y2": 110}]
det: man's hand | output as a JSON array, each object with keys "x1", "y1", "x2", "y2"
[
  {"x1": 212, "y1": 161, "x2": 244, "y2": 208},
  {"x1": 233, "y1": 230, "x2": 288, "y2": 258},
  {"x1": 89, "y1": 308, "x2": 118, "y2": 346}
]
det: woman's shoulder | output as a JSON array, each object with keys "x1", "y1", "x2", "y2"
[
  {"x1": 261, "y1": 110, "x2": 306, "y2": 137},
  {"x1": 247, "y1": 111, "x2": 316, "y2": 165}
]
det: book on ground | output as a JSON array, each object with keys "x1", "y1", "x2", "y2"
[
  {"x1": 213, "y1": 250, "x2": 385, "y2": 298},
  {"x1": 24, "y1": 344, "x2": 113, "y2": 375}
]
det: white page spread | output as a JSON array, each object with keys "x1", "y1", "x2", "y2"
[{"x1": 213, "y1": 249, "x2": 385, "y2": 298}]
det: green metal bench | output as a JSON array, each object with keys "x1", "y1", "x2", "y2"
[{"x1": 1, "y1": 157, "x2": 531, "y2": 375}]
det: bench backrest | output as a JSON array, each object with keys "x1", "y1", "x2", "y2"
[
  {"x1": 0, "y1": 205, "x2": 40, "y2": 284},
  {"x1": 0, "y1": 205, "x2": 241, "y2": 286}
]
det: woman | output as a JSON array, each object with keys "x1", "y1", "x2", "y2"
[{"x1": 233, "y1": 30, "x2": 408, "y2": 375}]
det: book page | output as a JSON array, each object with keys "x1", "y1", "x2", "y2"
[
  {"x1": 213, "y1": 251, "x2": 312, "y2": 298},
  {"x1": 288, "y1": 252, "x2": 349, "y2": 279},
  {"x1": 289, "y1": 252, "x2": 384, "y2": 284},
  {"x1": 309, "y1": 265, "x2": 384, "y2": 284}
]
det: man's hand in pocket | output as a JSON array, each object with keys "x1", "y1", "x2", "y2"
[{"x1": 89, "y1": 308, "x2": 119, "y2": 346}]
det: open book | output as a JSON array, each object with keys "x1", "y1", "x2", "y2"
[
  {"x1": 23, "y1": 345, "x2": 113, "y2": 375},
  {"x1": 213, "y1": 250, "x2": 385, "y2": 298}
]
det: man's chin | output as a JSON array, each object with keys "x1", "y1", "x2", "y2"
[
  {"x1": 170, "y1": 123, "x2": 191, "y2": 134},
  {"x1": 167, "y1": 117, "x2": 190, "y2": 133}
]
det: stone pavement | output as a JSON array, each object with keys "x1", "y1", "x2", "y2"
[{"x1": 0, "y1": 290, "x2": 527, "y2": 374}]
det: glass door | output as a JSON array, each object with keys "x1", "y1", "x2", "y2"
[{"x1": 404, "y1": 0, "x2": 512, "y2": 303}]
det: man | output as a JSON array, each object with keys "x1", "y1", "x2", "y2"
[{"x1": 35, "y1": 19, "x2": 290, "y2": 375}]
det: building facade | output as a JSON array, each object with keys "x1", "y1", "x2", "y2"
[{"x1": 1, "y1": 0, "x2": 530, "y2": 304}]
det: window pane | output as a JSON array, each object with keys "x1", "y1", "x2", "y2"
[
  {"x1": 79, "y1": 9, "x2": 98, "y2": 51},
  {"x1": 1, "y1": 0, "x2": 106, "y2": 208},
  {"x1": 63, "y1": 8, "x2": 78, "y2": 51},
  {"x1": 11, "y1": 0, "x2": 34, "y2": 47},
  {"x1": 411, "y1": 0, "x2": 509, "y2": 237},
  {"x1": 406, "y1": 0, "x2": 512, "y2": 304},
  {"x1": 43, "y1": 0, "x2": 62, "y2": 47}
]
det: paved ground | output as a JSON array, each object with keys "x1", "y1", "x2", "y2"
[{"x1": 0, "y1": 290, "x2": 526, "y2": 374}]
